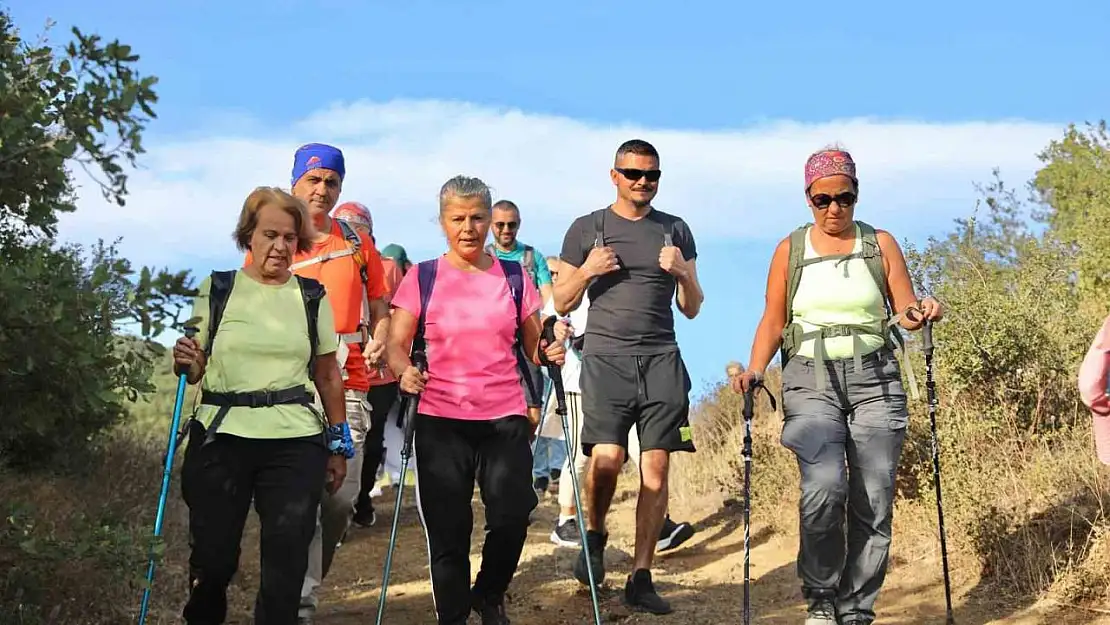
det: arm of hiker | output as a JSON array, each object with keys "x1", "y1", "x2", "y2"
[
  {"x1": 1079, "y1": 316, "x2": 1110, "y2": 416},
  {"x1": 518, "y1": 277, "x2": 565, "y2": 366},
  {"x1": 534, "y1": 251, "x2": 555, "y2": 305},
  {"x1": 174, "y1": 276, "x2": 213, "y2": 384},
  {"x1": 312, "y1": 294, "x2": 345, "y2": 426},
  {"x1": 363, "y1": 243, "x2": 391, "y2": 366},
  {"x1": 743, "y1": 237, "x2": 791, "y2": 390},
  {"x1": 664, "y1": 220, "x2": 704, "y2": 319},
  {"x1": 556, "y1": 218, "x2": 613, "y2": 314},
  {"x1": 877, "y1": 231, "x2": 945, "y2": 330},
  {"x1": 382, "y1": 271, "x2": 429, "y2": 394}
]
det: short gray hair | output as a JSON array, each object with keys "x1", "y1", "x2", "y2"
[{"x1": 439, "y1": 175, "x2": 493, "y2": 214}]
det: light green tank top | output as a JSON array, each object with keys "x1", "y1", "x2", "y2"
[{"x1": 792, "y1": 224, "x2": 887, "y2": 360}]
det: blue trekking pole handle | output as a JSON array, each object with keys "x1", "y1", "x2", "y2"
[{"x1": 138, "y1": 325, "x2": 198, "y2": 624}]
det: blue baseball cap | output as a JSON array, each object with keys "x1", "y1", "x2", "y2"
[{"x1": 291, "y1": 143, "x2": 345, "y2": 187}]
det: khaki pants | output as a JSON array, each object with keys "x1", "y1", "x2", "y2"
[{"x1": 299, "y1": 388, "x2": 370, "y2": 618}]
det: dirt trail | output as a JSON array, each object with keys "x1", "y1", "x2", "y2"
[{"x1": 266, "y1": 478, "x2": 1105, "y2": 625}]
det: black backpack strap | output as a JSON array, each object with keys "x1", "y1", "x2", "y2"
[
  {"x1": 413, "y1": 259, "x2": 439, "y2": 355},
  {"x1": 592, "y1": 208, "x2": 607, "y2": 248},
  {"x1": 205, "y1": 270, "x2": 238, "y2": 359},
  {"x1": 295, "y1": 275, "x2": 327, "y2": 381}
]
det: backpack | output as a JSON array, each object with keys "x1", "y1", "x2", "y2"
[
  {"x1": 289, "y1": 218, "x2": 372, "y2": 346},
  {"x1": 410, "y1": 257, "x2": 534, "y2": 396},
  {"x1": 486, "y1": 243, "x2": 537, "y2": 287},
  {"x1": 780, "y1": 220, "x2": 917, "y2": 397},
  {"x1": 204, "y1": 270, "x2": 327, "y2": 381}
]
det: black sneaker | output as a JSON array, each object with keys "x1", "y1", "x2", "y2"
[
  {"x1": 472, "y1": 592, "x2": 511, "y2": 625},
  {"x1": 656, "y1": 516, "x2": 695, "y2": 552},
  {"x1": 533, "y1": 476, "x2": 549, "y2": 497},
  {"x1": 351, "y1": 502, "x2": 376, "y2": 528},
  {"x1": 550, "y1": 517, "x2": 581, "y2": 547},
  {"x1": 574, "y1": 529, "x2": 607, "y2": 586},
  {"x1": 623, "y1": 569, "x2": 673, "y2": 615}
]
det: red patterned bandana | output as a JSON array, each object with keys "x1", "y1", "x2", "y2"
[{"x1": 804, "y1": 150, "x2": 857, "y2": 189}]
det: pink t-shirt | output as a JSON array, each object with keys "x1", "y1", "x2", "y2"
[{"x1": 391, "y1": 256, "x2": 542, "y2": 420}]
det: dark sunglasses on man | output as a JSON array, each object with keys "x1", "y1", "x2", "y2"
[
  {"x1": 493, "y1": 220, "x2": 519, "y2": 231},
  {"x1": 615, "y1": 167, "x2": 662, "y2": 183}
]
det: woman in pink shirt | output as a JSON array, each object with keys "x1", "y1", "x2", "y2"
[{"x1": 384, "y1": 175, "x2": 566, "y2": 625}]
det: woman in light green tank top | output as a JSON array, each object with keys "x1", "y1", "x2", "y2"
[{"x1": 738, "y1": 147, "x2": 944, "y2": 625}]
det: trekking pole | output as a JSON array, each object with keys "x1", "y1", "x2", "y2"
[
  {"x1": 540, "y1": 317, "x2": 603, "y2": 625},
  {"x1": 375, "y1": 350, "x2": 427, "y2": 625},
  {"x1": 137, "y1": 324, "x2": 198, "y2": 625},
  {"x1": 923, "y1": 320, "x2": 956, "y2": 624},
  {"x1": 740, "y1": 378, "x2": 776, "y2": 625}
]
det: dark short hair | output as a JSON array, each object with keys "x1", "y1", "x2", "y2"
[
  {"x1": 233, "y1": 186, "x2": 314, "y2": 253},
  {"x1": 492, "y1": 199, "x2": 519, "y2": 214},
  {"x1": 615, "y1": 139, "x2": 659, "y2": 164}
]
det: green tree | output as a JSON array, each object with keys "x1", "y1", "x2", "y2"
[
  {"x1": 0, "y1": 10, "x2": 195, "y2": 468},
  {"x1": 1032, "y1": 122, "x2": 1110, "y2": 308}
]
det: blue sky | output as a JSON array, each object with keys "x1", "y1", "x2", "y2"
[{"x1": 9, "y1": 0, "x2": 1108, "y2": 398}]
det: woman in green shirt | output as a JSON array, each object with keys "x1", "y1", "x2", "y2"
[{"x1": 171, "y1": 186, "x2": 353, "y2": 625}]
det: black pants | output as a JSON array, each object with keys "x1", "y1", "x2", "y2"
[
  {"x1": 414, "y1": 414, "x2": 538, "y2": 625},
  {"x1": 180, "y1": 421, "x2": 326, "y2": 625},
  {"x1": 356, "y1": 381, "x2": 400, "y2": 511}
]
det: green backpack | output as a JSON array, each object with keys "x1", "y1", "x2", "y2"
[{"x1": 780, "y1": 220, "x2": 918, "y2": 398}]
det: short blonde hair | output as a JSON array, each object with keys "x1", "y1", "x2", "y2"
[{"x1": 233, "y1": 186, "x2": 314, "y2": 253}]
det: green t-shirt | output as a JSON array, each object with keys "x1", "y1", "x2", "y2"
[{"x1": 188, "y1": 270, "x2": 339, "y2": 439}]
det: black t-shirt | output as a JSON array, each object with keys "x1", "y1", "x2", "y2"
[{"x1": 560, "y1": 206, "x2": 697, "y2": 356}]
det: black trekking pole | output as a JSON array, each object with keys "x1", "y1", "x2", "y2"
[
  {"x1": 375, "y1": 351, "x2": 427, "y2": 625},
  {"x1": 137, "y1": 324, "x2": 198, "y2": 625},
  {"x1": 741, "y1": 378, "x2": 776, "y2": 625},
  {"x1": 923, "y1": 320, "x2": 956, "y2": 624},
  {"x1": 541, "y1": 317, "x2": 602, "y2": 625}
]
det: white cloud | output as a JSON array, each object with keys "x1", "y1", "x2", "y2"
[{"x1": 58, "y1": 98, "x2": 1066, "y2": 269}]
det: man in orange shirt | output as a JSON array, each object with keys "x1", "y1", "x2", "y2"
[
  {"x1": 246, "y1": 143, "x2": 390, "y2": 624},
  {"x1": 331, "y1": 201, "x2": 404, "y2": 528}
]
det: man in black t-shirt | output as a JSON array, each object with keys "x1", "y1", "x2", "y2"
[{"x1": 555, "y1": 138, "x2": 704, "y2": 615}]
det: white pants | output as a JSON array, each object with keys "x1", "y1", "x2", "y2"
[
  {"x1": 555, "y1": 391, "x2": 642, "y2": 511},
  {"x1": 300, "y1": 389, "x2": 370, "y2": 617}
]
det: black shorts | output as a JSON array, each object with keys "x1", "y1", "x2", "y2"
[
  {"x1": 517, "y1": 351, "x2": 545, "y2": 409},
  {"x1": 580, "y1": 350, "x2": 696, "y2": 457}
]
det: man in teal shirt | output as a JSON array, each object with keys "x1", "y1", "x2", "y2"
[{"x1": 487, "y1": 199, "x2": 554, "y2": 431}]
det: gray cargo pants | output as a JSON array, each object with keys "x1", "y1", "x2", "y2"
[{"x1": 780, "y1": 346, "x2": 908, "y2": 624}]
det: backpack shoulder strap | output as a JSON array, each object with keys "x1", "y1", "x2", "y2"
[
  {"x1": 413, "y1": 259, "x2": 439, "y2": 354},
  {"x1": 521, "y1": 245, "x2": 535, "y2": 276},
  {"x1": 336, "y1": 219, "x2": 361, "y2": 250},
  {"x1": 660, "y1": 215, "x2": 675, "y2": 248},
  {"x1": 295, "y1": 275, "x2": 327, "y2": 381},
  {"x1": 499, "y1": 258, "x2": 525, "y2": 326},
  {"x1": 784, "y1": 224, "x2": 811, "y2": 325},
  {"x1": 205, "y1": 270, "x2": 238, "y2": 359},
  {"x1": 855, "y1": 220, "x2": 891, "y2": 314},
  {"x1": 592, "y1": 208, "x2": 607, "y2": 248}
]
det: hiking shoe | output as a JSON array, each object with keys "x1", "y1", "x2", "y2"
[
  {"x1": 351, "y1": 504, "x2": 376, "y2": 528},
  {"x1": 548, "y1": 469, "x2": 562, "y2": 495},
  {"x1": 656, "y1": 516, "x2": 695, "y2": 552},
  {"x1": 804, "y1": 599, "x2": 837, "y2": 625},
  {"x1": 574, "y1": 530, "x2": 607, "y2": 586},
  {"x1": 550, "y1": 517, "x2": 581, "y2": 547},
  {"x1": 533, "y1": 476, "x2": 549, "y2": 498},
  {"x1": 472, "y1": 592, "x2": 511, "y2": 624},
  {"x1": 623, "y1": 569, "x2": 673, "y2": 615}
]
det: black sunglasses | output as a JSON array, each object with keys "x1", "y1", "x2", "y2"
[
  {"x1": 809, "y1": 191, "x2": 857, "y2": 209},
  {"x1": 493, "y1": 221, "x2": 519, "y2": 230},
  {"x1": 615, "y1": 167, "x2": 662, "y2": 183}
]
